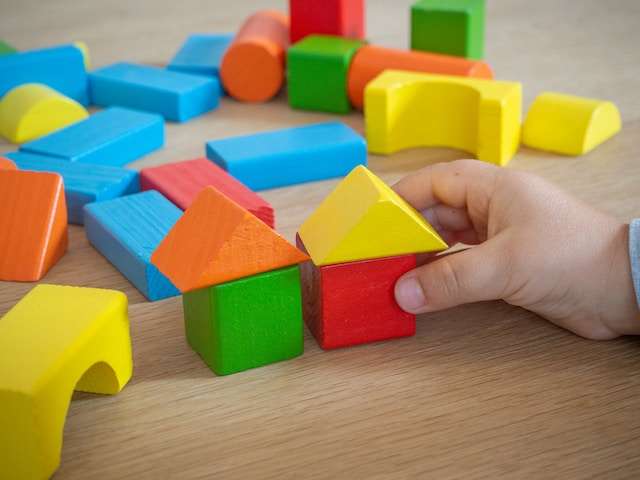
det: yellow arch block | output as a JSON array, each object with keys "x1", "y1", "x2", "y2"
[
  {"x1": 0, "y1": 83, "x2": 89, "y2": 144},
  {"x1": 523, "y1": 92, "x2": 621, "y2": 156},
  {"x1": 298, "y1": 165, "x2": 448, "y2": 266},
  {"x1": 365, "y1": 70, "x2": 522, "y2": 166},
  {"x1": 0, "y1": 284, "x2": 133, "y2": 480}
]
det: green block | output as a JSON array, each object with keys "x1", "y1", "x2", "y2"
[
  {"x1": 288, "y1": 35, "x2": 365, "y2": 114},
  {"x1": 411, "y1": 0, "x2": 485, "y2": 60},
  {"x1": 0, "y1": 40, "x2": 17, "y2": 56},
  {"x1": 183, "y1": 266, "x2": 304, "y2": 376}
]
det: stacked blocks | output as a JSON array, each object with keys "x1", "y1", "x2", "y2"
[{"x1": 290, "y1": 0, "x2": 365, "y2": 43}]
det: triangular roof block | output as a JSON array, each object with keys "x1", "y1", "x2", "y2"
[
  {"x1": 151, "y1": 186, "x2": 309, "y2": 292},
  {"x1": 298, "y1": 165, "x2": 448, "y2": 266}
]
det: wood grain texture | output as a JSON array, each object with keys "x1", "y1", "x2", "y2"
[{"x1": 1, "y1": 0, "x2": 640, "y2": 478}]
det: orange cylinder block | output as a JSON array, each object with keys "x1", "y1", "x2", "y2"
[{"x1": 221, "y1": 11, "x2": 290, "y2": 103}]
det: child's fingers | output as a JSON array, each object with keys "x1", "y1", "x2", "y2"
[{"x1": 422, "y1": 205, "x2": 474, "y2": 233}]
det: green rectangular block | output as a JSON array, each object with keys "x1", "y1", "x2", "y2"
[
  {"x1": 183, "y1": 266, "x2": 304, "y2": 376},
  {"x1": 411, "y1": 0, "x2": 485, "y2": 60},
  {"x1": 287, "y1": 34, "x2": 365, "y2": 114},
  {"x1": 0, "y1": 40, "x2": 17, "y2": 56}
]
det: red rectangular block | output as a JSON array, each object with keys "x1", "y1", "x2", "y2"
[{"x1": 290, "y1": 0, "x2": 365, "y2": 43}]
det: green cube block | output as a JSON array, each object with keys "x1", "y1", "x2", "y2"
[
  {"x1": 0, "y1": 40, "x2": 17, "y2": 56},
  {"x1": 411, "y1": 0, "x2": 485, "y2": 60},
  {"x1": 183, "y1": 266, "x2": 304, "y2": 376},
  {"x1": 288, "y1": 35, "x2": 365, "y2": 114}
]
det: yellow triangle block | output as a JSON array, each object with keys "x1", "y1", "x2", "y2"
[{"x1": 298, "y1": 165, "x2": 448, "y2": 266}]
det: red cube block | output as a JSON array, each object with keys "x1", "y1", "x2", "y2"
[{"x1": 290, "y1": 0, "x2": 366, "y2": 44}]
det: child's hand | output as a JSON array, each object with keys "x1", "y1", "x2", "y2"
[{"x1": 393, "y1": 160, "x2": 640, "y2": 340}]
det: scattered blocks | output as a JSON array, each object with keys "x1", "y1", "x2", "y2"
[
  {"x1": 0, "y1": 284, "x2": 132, "y2": 480},
  {"x1": 0, "y1": 169, "x2": 67, "y2": 281},
  {"x1": 287, "y1": 35, "x2": 365, "y2": 114},
  {"x1": 365, "y1": 70, "x2": 521, "y2": 166},
  {"x1": 347, "y1": 44, "x2": 493, "y2": 109},
  {"x1": 411, "y1": 0, "x2": 485, "y2": 59},
  {"x1": 89, "y1": 62, "x2": 220, "y2": 122},
  {"x1": 0, "y1": 157, "x2": 16, "y2": 169},
  {"x1": 6, "y1": 151, "x2": 140, "y2": 225},
  {"x1": 523, "y1": 92, "x2": 622, "y2": 156},
  {"x1": 206, "y1": 122, "x2": 367, "y2": 190},
  {"x1": 140, "y1": 157, "x2": 274, "y2": 227},
  {"x1": 221, "y1": 10, "x2": 289, "y2": 102},
  {"x1": 20, "y1": 107, "x2": 164, "y2": 166},
  {"x1": 0, "y1": 40, "x2": 16, "y2": 55},
  {"x1": 290, "y1": 0, "x2": 365, "y2": 43},
  {"x1": 0, "y1": 83, "x2": 88, "y2": 144},
  {"x1": 84, "y1": 191, "x2": 181, "y2": 301}
]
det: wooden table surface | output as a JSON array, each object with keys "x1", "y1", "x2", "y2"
[{"x1": 2, "y1": 0, "x2": 640, "y2": 478}]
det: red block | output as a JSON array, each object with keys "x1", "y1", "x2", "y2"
[
  {"x1": 297, "y1": 236, "x2": 416, "y2": 350},
  {"x1": 140, "y1": 158, "x2": 274, "y2": 228},
  {"x1": 290, "y1": 0, "x2": 365, "y2": 43}
]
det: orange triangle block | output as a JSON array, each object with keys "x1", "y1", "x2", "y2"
[{"x1": 151, "y1": 186, "x2": 309, "y2": 292}]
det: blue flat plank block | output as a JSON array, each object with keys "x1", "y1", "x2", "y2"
[
  {"x1": 205, "y1": 122, "x2": 368, "y2": 191},
  {"x1": 89, "y1": 62, "x2": 220, "y2": 122},
  {"x1": 20, "y1": 107, "x2": 164, "y2": 166},
  {"x1": 0, "y1": 44, "x2": 88, "y2": 105},
  {"x1": 84, "y1": 191, "x2": 181, "y2": 301},
  {"x1": 6, "y1": 151, "x2": 140, "y2": 225}
]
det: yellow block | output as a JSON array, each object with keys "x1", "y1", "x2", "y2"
[
  {"x1": 0, "y1": 284, "x2": 133, "y2": 480},
  {"x1": 522, "y1": 92, "x2": 621, "y2": 156},
  {"x1": 298, "y1": 165, "x2": 448, "y2": 266},
  {"x1": 0, "y1": 83, "x2": 89, "y2": 144},
  {"x1": 365, "y1": 70, "x2": 522, "y2": 166}
]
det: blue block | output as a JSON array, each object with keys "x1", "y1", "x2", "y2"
[
  {"x1": 6, "y1": 151, "x2": 140, "y2": 225},
  {"x1": 205, "y1": 122, "x2": 368, "y2": 191},
  {"x1": 84, "y1": 191, "x2": 181, "y2": 301},
  {"x1": 0, "y1": 44, "x2": 88, "y2": 105},
  {"x1": 89, "y1": 62, "x2": 220, "y2": 122},
  {"x1": 20, "y1": 107, "x2": 164, "y2": 167}
]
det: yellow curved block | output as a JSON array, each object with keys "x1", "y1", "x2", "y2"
[
  {"x1": 0, "y1": 284, "x2": 133, "y2": 480},
  {"x1": 365, "y1": 70, "x2": 522, "y2": 166},
  {"x1": 73, "y1": 41, "x2": 91, "y2": 70},
  {"x1": 298, "y1": 165, "x2": 448, "y2": 266},
  {"x1": 0, "y1": 83, "x2": 89, "y2": 143},
  {"x1": 523, "y1": 92, "x2": 621, "y2": 156}
]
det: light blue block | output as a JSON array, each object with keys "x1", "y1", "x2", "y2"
[
  {"x1": 6, "y1": 151, "x2": 140, "y2": 225},
  {"x1": 0, "y1": 44, "x2": 88, "y2": 105},
  {"x1": 89, "y1": 62, "x2": 220, "y2": 122},
  {"x1": 84, "y1": 191, "x2": 181, "y2": 301},
  {"x1": 205, "y1": 122, "x2": 368, "y2": 191},
  {"x1": 20, "y1": 107, "x2": 164, "y2": 166}
]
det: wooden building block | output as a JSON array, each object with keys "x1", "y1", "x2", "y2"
[
  {"x1": 0, "y1": 44, "x2": 88, "y2": 105},
  {"x1": 220, "y1": 11, "x2": 289, "y2": 102},
  {"x1": 20, "y1": 106, "x2": 164, "y2": 166},
  {"x1": 151, "y1": 186, "x2": 309, "y2": 292},
  {"x1": 290, "y1": 0, "x2": 365, "y2": 43},
  {"x1": 523, "y1": 92, "x2": 622, "y2": 156},
  {"x1": 0, "y1": 284, "x2": 132, "y2": 480},
  {"x1": 298, "y1": 165, "x2": 447, "y2": 266},
  {"x1": 0, "y1": 157, "x2": 16, "y2": 169},
  {"x1": 411, "y1": 0, "x2": 485, "y2": 59},
  {"x1": 287, "y1": 35, "x2": 365, "y2": 114},
  {"x1": 0, "y1": 170, "x2": 67, "y2": 281},
  {"x1": 298, "y1": 236, "x2": 416, "y2": 349},
  {"x1": 0, "y1": 83, "x2": 88, "y2": 144},
  {"x1": 365, "y1": 70, "x2": 521, "y2": 166},
  {"x1": 184, "y1": 265, "x2": 303, "y2": 375},
  {"x1": 140, "y1": 157, "x2": 274, "y2": 227},
  {"x1": 206, "y1": 122, "x2": 367, "y2": 190},
  {"x1": 0, "y1": 40, "x2": 17, "y2": 55},
  {"x1": 347, "y1": 44, "x2": 493, "y2": 109},
  {"x1": 84, "y1": 191, "x2": 181, "y2": 301},
  {"x1": 6, "y1": 151, "x2": 140, "y2": 225},
  {"x1": 89, "y1": 63, "x2": 220, "y2": 122}
]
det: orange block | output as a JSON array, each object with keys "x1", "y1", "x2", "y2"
[
  {"x1": 0, "y1": 170, "x2": 68, "y2": 281},
  {"x1": 0, "y1": 157, "x2": 16, "y2": 170},
  {"x1": 221, "y1": 11, "x2": 290, "y2": 103},
  {"x1": 347, "y1": 44, "x2": 494, "y2": 109},
  {"x1": 151, "y1": 187, "x2": 309, "y2": 292}
]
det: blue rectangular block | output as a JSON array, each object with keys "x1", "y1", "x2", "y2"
[
  {"x1": 6, "y1": 151, "x2": 140, "y2": 225},
  {"x1": 205, "y1": 122, "x2": 368, "y2": 191},
  {"x1": 20, "y1": 107, "x2": 164, "y2": 166},
  {"x1": 84, "y1": 191, "x2": 181, "y2": 301},
  {"x1": 0, "y1": 44, "x2": 88, "y2": 105},
  {"x1": 89, "y1": 62, "x2": 220, "y2": 122}
]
